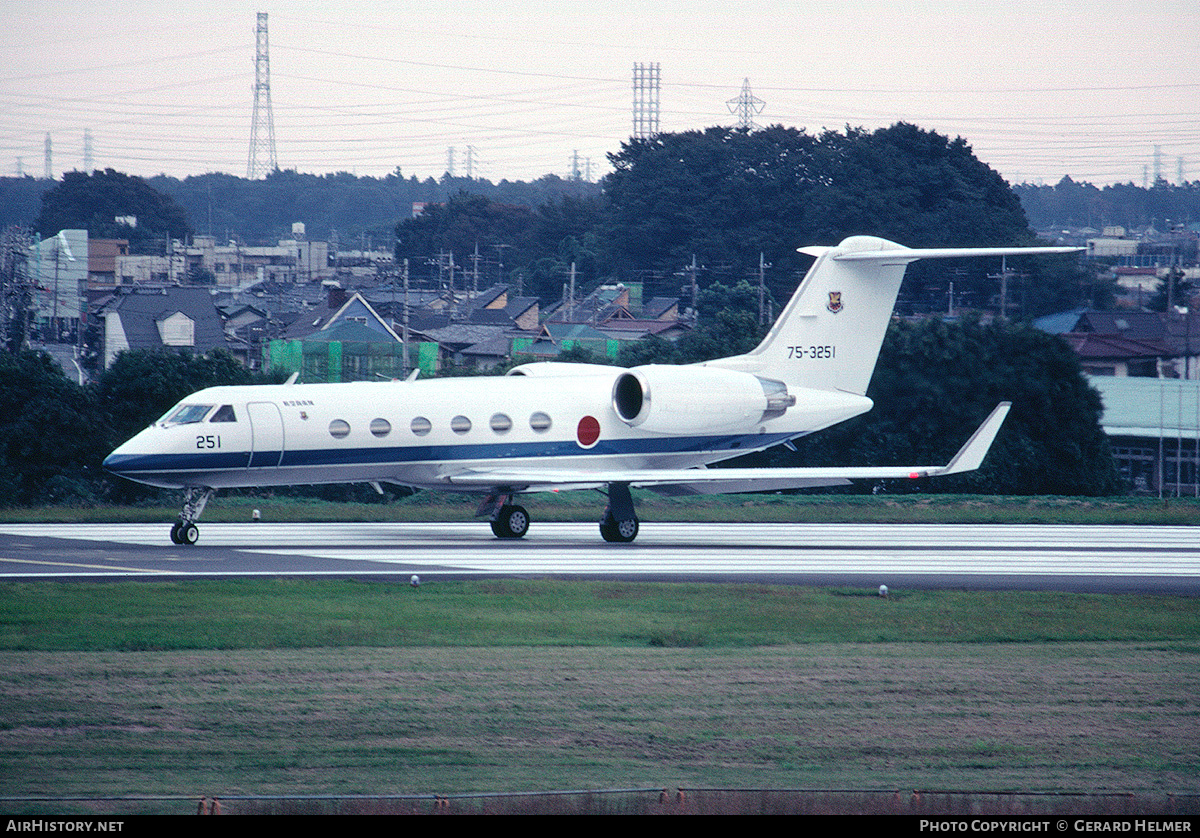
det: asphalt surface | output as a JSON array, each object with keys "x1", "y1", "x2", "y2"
[{"x1": 0, "y1": 521, "x2": 1197, "y2": 594}]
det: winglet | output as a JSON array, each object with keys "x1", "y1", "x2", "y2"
[{"x1": 935, "y1": 401, "x2": 1011, "y2": 475}]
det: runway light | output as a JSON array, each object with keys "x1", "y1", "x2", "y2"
[
  {"x1": 410, "y1": 575, "x2": 420, "y2": 588},
  {"x1": 252, "y1": 509, "x2": 261, "y2": 521},
  {"x1": 878, "y1": 584, "x2": 888, "y2": 598}
]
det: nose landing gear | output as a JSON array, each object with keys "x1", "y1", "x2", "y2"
[{"x1": 170, "y1": 487, "x2": 214, "y2": 546}]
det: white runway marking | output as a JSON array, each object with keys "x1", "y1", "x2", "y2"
[{"x1": 1, "y1": 522, "x2": 1198, "y2": 583}]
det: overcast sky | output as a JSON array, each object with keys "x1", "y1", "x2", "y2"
[{"x1": 2, "y1": 0, "x2": 1197, "y2": 187}]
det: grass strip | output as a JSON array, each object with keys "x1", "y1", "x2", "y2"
[{"x1": 1, "y1": 579, "x2": 1197, "y2": 651}]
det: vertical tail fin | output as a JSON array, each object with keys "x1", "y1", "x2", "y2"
[{"x1": 706, "y1": 236, "x2": 1081, "y2": 396}]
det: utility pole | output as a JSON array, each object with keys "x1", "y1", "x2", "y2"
[
  {"x1": 402, "y1": 258, "x2": 410, "y2": 377},
  {"x1": 757, "y1": 252, "x2": 771, "y2": 326},
  {"x1": 0, "y1": 226, "x2": 33, "y2": 352},
  {"x1": 687, "y1": 255, "x2": 698, "y2": 312},
  {"x1": 471, "y1": 242, "x2": 480, "y2": 294},
  {"x1": 492, "y1": 243, "x2": 511, "y2": 286},
  {"x1": 989, "y1": 257, "x2": 1013, "y2": 320},
  {"x1": 568, "y1": 262, "x2": 576, "y2": 321}
]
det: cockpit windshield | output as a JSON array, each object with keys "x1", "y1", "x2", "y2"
[{"x1": 160, "y1": 404, "x2": 214, "y2": 426}]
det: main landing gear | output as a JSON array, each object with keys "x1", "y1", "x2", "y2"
[
  {"x1": 490, "y1": 503, "x2": 530, "y2": 539},
  {"x1": 170, "y1": 487, "x2": 214, "y2": 545},
  {"x1": 478, "y1": 483, "x2": 642, "y2": 543},
  {"x1": 479, "y1": 493, "x2": 531, "y2": 539},
  {"x1": 599, "y1": 482, "x2": 639, "y2": 543}
]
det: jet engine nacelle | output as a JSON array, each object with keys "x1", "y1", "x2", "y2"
[{"x1": 611, "y1": 365, "x2": 794, "y2": 434}]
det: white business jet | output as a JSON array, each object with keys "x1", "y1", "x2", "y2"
[{"x1": 103, "y1": 236, "x2": 1078, "y2": 545}]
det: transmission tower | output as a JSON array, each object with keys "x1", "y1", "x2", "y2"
[
  {"x1": 43, "y1": 134, "x2": 51, "y2": 181},
  {"x1": 247, "y1": 12, "x2": 278, "y2": 179},
  {"x1": 726, "y1": 78, "x2": 764, "y2": 130},
  {"x1": 632, "y1": 63, "x2": 660, "y2": 139},
  {"x1": 83, "y1": 129, "x2": 93, "y2": 174}
]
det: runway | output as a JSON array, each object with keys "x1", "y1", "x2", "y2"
[{"x1": 0, "y1": 521, "x2": 1197, "y2": 593}]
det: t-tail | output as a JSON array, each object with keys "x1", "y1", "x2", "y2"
[{"x1": 705, "y1": 235, "x2": 1081, "y2": 395}]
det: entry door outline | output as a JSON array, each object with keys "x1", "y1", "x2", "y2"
[{"x1": 247, "y1": 402, "x2": 284, "y2": 468}]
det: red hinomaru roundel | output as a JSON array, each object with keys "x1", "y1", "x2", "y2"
[{"x1": 576, "y1": 415, "x2": 600, "y2": 448}]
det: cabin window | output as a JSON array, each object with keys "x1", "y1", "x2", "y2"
[
  {"x1": 451, "y1": 415, "x2": 472, "y2": 435},
  {"x1": 210, "y1": 405, "x2": 237, "y2": 423},
  {"x1": 490, "y1": 413, "x2": 512, "y2": 434},
  {"x1": 529, "y1": 411, "x2": 552, "y2": 433},
  {"x1": 162, "y1": 404, "x2": 213, "y2": 426},
  {"x1": 370, "y1": 418, "x2": 392, "y2": 438},
  {"x1": 329, "y1": 419, "x2": 351, "y2": 439},
  {"x1": 411, "y1": 416, "x2": 432, "y2": 436}
]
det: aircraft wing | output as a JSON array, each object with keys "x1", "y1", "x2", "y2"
[{"x1": 443, "y1": 402, "x2": 1011, "y2": 494}]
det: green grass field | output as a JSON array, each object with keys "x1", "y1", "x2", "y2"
[
  {"x1": 1, "y1": 495, "x2": 1198, "y2": 813},
  {"x1": 0, "y1": 578, "x2": 1198, "y2": 812}
]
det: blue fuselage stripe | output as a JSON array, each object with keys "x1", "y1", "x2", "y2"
[{"x1": 103, "y1": 432, "x2": 795, "y2": 477}]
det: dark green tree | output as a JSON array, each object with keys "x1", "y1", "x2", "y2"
[
  {"x1": 35, "y1": 169, "x2": 192, "y2": 254},
  {"x1": 0, "y1": 351, "x2": 101, "y2": 505},
  {"x1": 602, "y1": 123, "x2": 1034, "y2": 282}
]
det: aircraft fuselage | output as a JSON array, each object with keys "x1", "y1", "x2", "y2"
[{"x1": 103, "y1": 372, "x2": 869, "y2": 492}]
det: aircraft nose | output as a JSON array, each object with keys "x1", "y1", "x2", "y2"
[
  {"x1": 102, "y1": 431, "x2": 148, "y2": 476},
  {"x1": 102, "y1": 443, "x2": 131, "y2": 475}
]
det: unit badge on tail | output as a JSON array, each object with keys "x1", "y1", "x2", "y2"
[{"x1": 827, "y1": 291, "x2": 843, "y2": 313}]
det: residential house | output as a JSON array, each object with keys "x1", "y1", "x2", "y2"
[{"x1": 99, "y1": 286, "x2": 230, "y2": 368}]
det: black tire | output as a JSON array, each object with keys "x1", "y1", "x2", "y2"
[
  {"x1": 492, "y1": 505, "x2": 530, "y2": 539},
  {"x1": 180, "y1": 523, "x2": 199, "y2": 545},
  {"x1": 600, "y1": 514, "x2": 639, "y2": 543},
  {"x1": 169, "y1": 522, "x2": 183, "y2": 545}
]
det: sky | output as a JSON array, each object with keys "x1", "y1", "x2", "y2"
[{"x1": 1, "y1": 0, "x2": 1197, "y2": 187}]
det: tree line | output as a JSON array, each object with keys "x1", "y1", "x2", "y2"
[
  {"x1": 1014, "y1": 176, "x2": 1200, "y2": 232},
  {"x1": 5, "y1": 123, "x2": 1103, "y2": 318}
]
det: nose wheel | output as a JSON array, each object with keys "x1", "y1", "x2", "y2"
[{"x1": 170, "y1": 521, "x2": 199, "y2": 545}]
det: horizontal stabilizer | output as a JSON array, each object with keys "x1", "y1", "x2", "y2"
[
  {"x1": 443, "y1": 402, "x2": 1011, "y2": 493},
  {"x1": 831, "y1": 246, "x2": 1082, "y2": 263}
]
